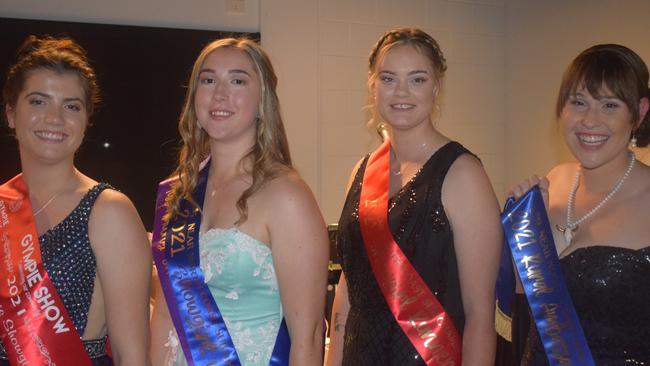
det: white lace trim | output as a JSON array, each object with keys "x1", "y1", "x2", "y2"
[{"x1": 199, "y1": 227, "x2": 278, "y2": 293}]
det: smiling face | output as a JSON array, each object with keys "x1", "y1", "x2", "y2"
[
  {"x1": 372, "y1": 44, "x2": 438, "y2": 133},
  {"x1": 6, "y1": 68, "x2": 88, "y2": 165},
  {"x1": 194, "y1": 47, "x2": 261, "y2": 146},
  {"x1": 560, "y1": 85, "x2": 642, "y2": 170}
]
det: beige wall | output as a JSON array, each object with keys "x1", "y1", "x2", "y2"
[
  {"x1": 0, "y1": 0, "x2": 259, "y2": 31},
  {"x1": 3, "y1": 0, "x2": 649, "y2": 224},
  {"x1": 262, "y1": 0, "x2": 506, "y2": 223},
  {"x1": 505, "y1": 0, "x2": 650, "y2": 190}
]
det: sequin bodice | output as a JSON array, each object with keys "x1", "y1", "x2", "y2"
[
  {"x1": 40, "y1": 183, "x2": 110, "y2": 336},
  {"x1": 336, "y1": 142, "x2": 472, "y2": 366},
  {"x1": 522, "y1": 246, "x2": 650, "y2": 365}
]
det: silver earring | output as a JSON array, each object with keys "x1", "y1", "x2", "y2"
[{"x1": 630, "y1": 135, "x2": 638, "y2": 149}]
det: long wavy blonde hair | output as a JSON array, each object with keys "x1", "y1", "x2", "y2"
[{"x1": 165, "y1": 38, "x2": 292, "y2": 223}]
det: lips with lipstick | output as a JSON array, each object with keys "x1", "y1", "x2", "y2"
[
  {"x1": 391, "y1": 103, "x2": 415, "y2": 110},
  {"x1": 576, "y1": 133, "x2": 609, "y2": 146}
]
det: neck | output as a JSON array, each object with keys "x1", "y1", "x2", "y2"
[
  {"x1": 578, "y1": 151, "x2": 634, "y2": 194},
  {"x1": 20, "y1": 157, "x2": 78, "y2": 199},
  {"x1": 208, "y1": 139, "x2": 254, "y2": 180},
  {"x1": 389, "y1": 122, "x2": 443, "y2": 163}
]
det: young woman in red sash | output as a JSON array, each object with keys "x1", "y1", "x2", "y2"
[
  {"x1": 509, "y1": 45, "x2": 650, "y2": 365},
  {"x1": 149, "y1": 38, "x2": 329, "y2": 366},
  {"x1": 325, "y1": 27, "x2": 503, "y2": 366},
  {"x1": 0, "y1": 37, "x2": 152, "y2": 365}
]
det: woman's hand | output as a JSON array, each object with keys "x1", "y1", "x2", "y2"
[{"x1": 508, "y1": 175, "x2": 550, "y2": 208}]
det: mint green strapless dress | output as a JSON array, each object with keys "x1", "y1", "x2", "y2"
[{"x1": 163, "y1": 228, "x2": 284, "y2": 366}]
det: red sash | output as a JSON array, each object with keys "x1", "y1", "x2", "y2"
[
  {"x1": 358, "y1": 140, "x2": 461, "y2": 366},
  {"x1": 0, "y1": 175, "x2": 91, "y2": 365}
]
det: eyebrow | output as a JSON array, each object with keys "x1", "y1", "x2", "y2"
[
  {"x1": 571, "y1": 91, "x2": 619, "y2": 99},
  {"x1": 199, "y1": 68, "x2": 253, "y2": 76},
  {"x1": 25, "y1": 91, "x2": 84, "y2": 103},
  {"x1": 379, "y1": 70, "x2": 430, "y2": 76}
]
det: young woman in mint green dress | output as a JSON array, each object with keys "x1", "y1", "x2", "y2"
[{"x1": 150, "y1": 38, "x2": 329, "y2": 366}]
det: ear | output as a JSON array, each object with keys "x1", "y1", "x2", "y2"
[
  {"x1": 5, "y1": 104, "x2": 15, "y2": 129},
  {"x1": 636, "y1": 97, "x2": 650, "y2": 129}
]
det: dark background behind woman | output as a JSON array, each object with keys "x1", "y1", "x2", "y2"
[{"x1": 0, "y1": 17, "x2": 258, "y2": 228}]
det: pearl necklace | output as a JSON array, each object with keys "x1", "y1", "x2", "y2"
[{"x1": 556, "y1": 152, "x2": 635, "y2": 245}]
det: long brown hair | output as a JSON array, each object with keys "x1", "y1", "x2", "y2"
[{"x1": 165, "y1": 38, "x2": 292, "y2": 223}]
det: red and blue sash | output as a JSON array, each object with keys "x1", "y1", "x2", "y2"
[
  {"x1": 500, "y1": 186, "x2": 594, "y2": 365},
  {"x1": 0, "y1": 174, "x2": 92, "y2": 365},
  {"x1": 151, "y1": 162, "x2": 290, "y2": 366},
  {"x1": 357, "y1": 140, "x2": 461, "y2": 366}
]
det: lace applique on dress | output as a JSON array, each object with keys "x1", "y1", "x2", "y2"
[
  {"x1": 161, "y1": 227, "x2": 283, "y2": 366},
  {"x1": 163, "y1": 330, "x2": 181, "y2": 366}
]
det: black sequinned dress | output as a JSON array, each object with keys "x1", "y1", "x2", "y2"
[
  {"x1": 337, "y1": 142, "x2": 473, "y2": 366},
  {"x1": 521, "y1": 246, "x2": 650, "y2": 365},
  {"x1": 0, "y1": 183, "x2": 113, "y2": 365}
]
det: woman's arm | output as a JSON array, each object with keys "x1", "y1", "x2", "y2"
[
  {"x1": 266, "y1": 173, "x2": 330, "y2": 366},
  {"x1": 442, "y1": 155, "x2": 502, "y2": 366},
  {"x1": 324, "y1": 273, "x2": 349, "y2": 366},
  {"x1": 150, "y1": 262, "x2": 177, "y2": 366},
  {"x1": 89, "y1": 190, "x2": 152, "y2": 366},
  {"x1": 324, "y1": 158, "x2": 363, "y2": 366}
]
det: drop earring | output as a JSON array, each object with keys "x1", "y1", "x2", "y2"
[{"x1": 630, "y1": 134, "x2": 638, "y2": 149}]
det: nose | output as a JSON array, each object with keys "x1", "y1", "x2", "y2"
[
  {"x1": 44, "y1": 105, "x2": 64, "y2": 125},
  {"x1": 395, "y1": 79, "x2": 409, "y2": 97},
  {"x1": 580, "y1": 105, "x2": 599, "y2": 128},
  {"x1": 213, "y1": 81, "x2": 227, "y2": 101}
]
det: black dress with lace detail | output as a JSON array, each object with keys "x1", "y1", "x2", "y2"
[
  {"x1": 337, "y1": 141, "x2": 474, "y2": 366},
  {"x1": 521, "y1": 246, "x2": 650, "y2": 365},
  {"x1": 0, "y1": 183, "x2": 113, "y2": 365}
]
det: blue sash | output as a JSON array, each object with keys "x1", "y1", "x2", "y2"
[
  {"x1": 151, "y1": 162, "x2": 291, "y2": 366},
  {"x1": 501, "y1": 186, "x2": 594, "y2": 366}
]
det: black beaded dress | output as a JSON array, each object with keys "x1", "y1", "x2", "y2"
[
  {"x1": 0, "y1": 184, "x2": 113, "y2": 365},
  {"x1": 521, "y1": 246, "x2": 650, "y2": 365},
  {"x1": 337, "y1": 142, "x2": 472, "y2": 366}
]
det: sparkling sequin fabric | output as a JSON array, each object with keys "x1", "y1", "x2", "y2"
[
  {"x1": 337, "y1": 142, "x2": 472, "y2": 366},
  {"x1": 0, "y1": 183, "x2": 112, "y2": 364},
  {"x1": 522, "y1": 246, "x2": 650, "y2": 365}
]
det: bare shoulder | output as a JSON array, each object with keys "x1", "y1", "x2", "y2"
[
  {"x1": 631, "y1": 161, "x2": 650, "y2": 198},
  {"x1": 92, "y1": 188, "x2": 139, "y2": 218},
  {"x1": 444, "y1": 153, "x2": 489, "y2": 188},
  {"x1": 88, "y1": 188, "x2": 144, "y2": 241},
  {"x1": 259, "y1": 170, "x2": 318, "y2": 212},
  {"x1": 442, "y1": 153, "x2": 499, "y2": 217},
  {"x1": 546, "y1": 162, "x2": 576, "y2": 182}
]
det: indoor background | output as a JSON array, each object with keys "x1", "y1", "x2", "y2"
[{"x1": 1, "y1": 0, "x2": 649, "y2": 224}]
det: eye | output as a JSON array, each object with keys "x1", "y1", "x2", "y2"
[
  {"x1": 379, "y1": 75, "x2": 394, "y2": 83},
  {"x1": 231, "y1": 78, "x2": 246, "y2": 86},
  {"x1": 65, "y1": 103, "x2": 83, "y2": 112},
  {"x1": 28, "y1": 98, "x2": 45, "y2": 106},
  {"x1": 199, "y1": 76, "x2": 215, "y2": 85},
  {"x1": 411, "y1": 77, "x2": 428, "y2": 85},
  {"x1": 569, "y1": 98, "x2": 585, "y2": 107},
  {"x1": 603, "y1": 101, "x2": 620, "y2": 109}
]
